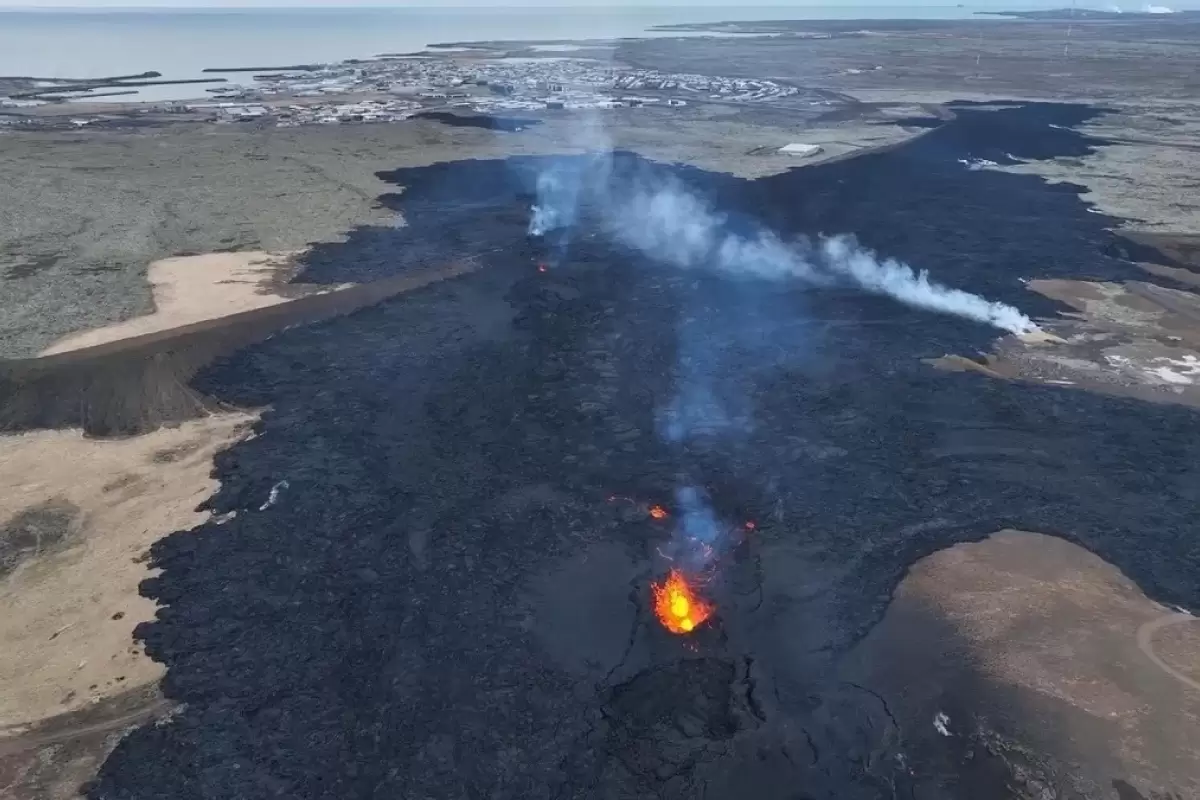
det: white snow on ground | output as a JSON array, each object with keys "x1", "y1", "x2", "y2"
[
  {"x1": 1145, "y1": 354, "x2": 1200, "y2": 385},
  {"x1": 1107, "y1": 353, "x2": 1200, "y2": 386}
]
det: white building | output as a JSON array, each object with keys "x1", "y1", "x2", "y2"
[
  {"x1": 778, "y1": 143, "x2": 823, "y2": 158},
  {"x1": 223, "y1": 105, "x2": 269, "y2": 121}
]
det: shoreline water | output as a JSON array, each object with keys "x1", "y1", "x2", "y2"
[{"x1": 1, "y1": 5, "x2": 1002, "y2": 102}]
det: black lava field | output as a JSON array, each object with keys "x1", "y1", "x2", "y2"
[{"x1": 89, "y1": 103, "x2": 1200, "y2": 799}]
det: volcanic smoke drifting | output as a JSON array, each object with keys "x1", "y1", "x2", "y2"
[
  {"x1": 539, "y1": 169, "x2": 1039, "y2": 335},
  {"x1": 527, "y1": 146, "x2": 1039, "y2": 633}
]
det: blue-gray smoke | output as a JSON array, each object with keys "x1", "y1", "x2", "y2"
[
  {"x1": 606, "y1": 179, "x2": 1036, "y2": 334},
  {"x1": 530, "y1": 164, "x2": 1036, "y2": 335},
  {"x1": 528, "y1": 169, "x2": 580, "y2": 237},
  {"x1": 657, "y1": 305, "x2": 757, "y2": 444},
  {"x1": 527, "y1": 146, "x2": 1037, "y2": 574},
  {"x1": 670, "y1": 484, "x2": 727, "y2": 573},
  {"x1": 526, "y1": 112, "x2": 611, "y2": 265},
  {"x1": 607, "y1": 176, "x2": 824, "y2": 286}
]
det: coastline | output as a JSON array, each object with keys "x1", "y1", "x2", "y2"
[
  {"x1": 0, "y1": 5, "x2": 993, "y2": 105},
  {"x1": 2, "y1": 11, "x2": 1200, "y2": 800}
]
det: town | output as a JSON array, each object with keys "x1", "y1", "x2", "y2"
[
  {"x1": 1, "y1": 51, "x2": 805, "y2": 129},
  {"x1": 200, "y1": 52, "x2": 802, "y2": 126}
]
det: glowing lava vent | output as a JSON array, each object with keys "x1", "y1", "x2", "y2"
[{"x1": 652, "y1": 569, "x2": 714, "y2": 635}]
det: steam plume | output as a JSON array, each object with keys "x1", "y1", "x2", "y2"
[
  {"x1": 528, "y1": 170, "x2": 578, "y2": 237},
  {"x1": 523, "y1": 101, "x2": 1040, "y2": 618},
  {"x1": 610, "y1": 180, "x2": 823, "y2": 284},
  {"x1": 672, "y1": 485, "x2": 724, "y2": 571},
  {"x1": 527, "y1": 111, "x2": 611, "y2": 242},
  {"x1": 657, "y1": 307, "x2": 754, "y2": 444},
  {"x1": 606, "y1": 181, "x2": 1036, "y2": 334},
  {"x1": 818, "y1": 236, "x2": 1037, "y2": 334}
]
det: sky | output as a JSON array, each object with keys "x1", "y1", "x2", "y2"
[
  {"x1": 7, "y1": 1, "x2": 846, "y2": 6},
  {"x1": 5, "y1": 0, "x2": 1192, "y2": 8},
  {"x1": 0, "y1": 0, "x2": 1066, "y2": 6}
]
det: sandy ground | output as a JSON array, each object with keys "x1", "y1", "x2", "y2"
[
  {"x1": 2, "y1": 15, "x2": 1197, "y2": 362},
  {"x1": 1, "y1": 19, "x2": 1198, "y2": 798},
  {"x1": 0, "y1": 232, "x2": 493, "y2": 719},
  {"x1": 0, "y1": 247, "x2": 320, "y2": 789},
  {"x1": 0, "y1": 411, "x2": 256, "y2": 730},
  {"x1": 0, "y1": 247, "x2": 490, "y2": 798},
  {"x1": 933, "y1": 267, "x2": 1200, "y2": 409},
  {"x1": 39, "y1": 251, "x2": 312, "y2": 356},
  {"x1": 897, "y1": 66, "x2": 1200, "y2": 407},
  {"x1": 926, "y1": 101, "x2": 1200, "y2": 406},
  {"x1": 1, "y1": 250, "x2": 290, "y2": 732},
  {"x1": 846, "y1": 530, "x2": 1200, "y2": 799},
  {"x1": 0, "y1": 111, "x2": 924, "y2": 360}
]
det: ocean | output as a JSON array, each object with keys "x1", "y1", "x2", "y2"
[{"x1": 0, "y1": 6, "x2": 998, "y2": 101}]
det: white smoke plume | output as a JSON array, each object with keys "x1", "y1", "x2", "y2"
[
  {"x1": 606, "y1": 181, "x2": 1037, "y2": 335},
  {"x1": 610, "y1": 181, "x2": 825, "y2": 285},
  {"x1": 526, "y1": 134, "x2": 1036, "y2": 334},
  {"x1": 528, "y1": 170, "x2": 580, "y2": 237},
  {"x1": 528, "y1": 110, "x2": 611, "y2": 238},
  {"x1": 818, "y1": 236, "x2": 1038, "y2": 334}
]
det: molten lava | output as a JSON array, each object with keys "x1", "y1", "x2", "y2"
[
  {"x1": 648, "y1": 505, "x2": 668, "y2": 520},
  {"x1": 652, "y1": 569, "x2": 714, "y2": 635}
]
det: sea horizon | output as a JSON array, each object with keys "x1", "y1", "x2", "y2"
[
  {"x1": 0, "y1": 3, "x2": 1055, "y2": 10},
  {"x1": 0, "y1": 3, "x2": 1148, "y2": 102}
]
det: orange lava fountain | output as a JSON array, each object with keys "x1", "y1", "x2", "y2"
[
  {"x1": 651, "y1": 569, "x2": 714, "y2": 635},
  {"x1": 648, "y1": 505, "x2": 668, "y2": 520}
]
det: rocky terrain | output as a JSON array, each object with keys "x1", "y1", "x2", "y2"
[{"x1": 2, "y1": 16, "x2": 1199, "y2": 800}]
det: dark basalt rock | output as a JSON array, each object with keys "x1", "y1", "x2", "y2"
[{"x1": 86, "y1": 102, "x2": 1200, "y2": 800}]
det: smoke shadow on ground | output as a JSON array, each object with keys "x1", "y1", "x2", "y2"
[{"x1": 84, "y1": 102, "x2": 1200, "y2": 799}]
